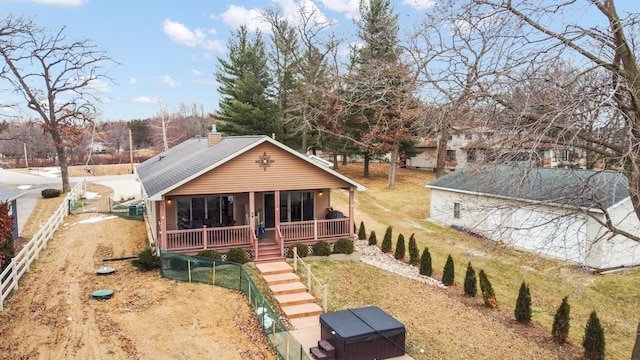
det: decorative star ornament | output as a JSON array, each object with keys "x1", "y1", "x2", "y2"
[{"x1": 256, "y1": 151, "x2": 274, "y2": 171}]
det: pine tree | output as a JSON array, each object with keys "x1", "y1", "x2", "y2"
[
  {"x1": 552, "y1": 296, "x2": 571, "y2": 344},
  {"x1": 442, "y1": 254, "x2": 455, "y2": 286},
  {"x1": 0, "y1": 202, "x2": 15, "y2": 272},
  {"x1": 381, "y1": 226, "x2": 393, "y2": 253},
  {"x1": 479, "y1": 270, "x2": 498, "y2": 309},
  {"x1": 463, "y1": 262, "x2": 477, "y2": 297},
  {"x1": 514, "y1": 281, "x2": 532, "y2": 324},
  {"x1": 368, "y1": 230, "x2": 377, "y2": 246},
  {"x1": 394, "y1": 233, "x2": 405, "y2": 260},
  {"x1": 583, "y1": 310, "x2": 605, "y2": 360},
  {"x1": 419, "y1": 247, "x2": 432, "y2": 276},
  {"x1": 408, "y1": 233, "x2": 419, "y2": 266},
  {"x1": 214, "y1": 26, "x2": 281, "y2": 137},
  {"x1": 358, "y1": 221, "x2": 367, "y2": 240}
]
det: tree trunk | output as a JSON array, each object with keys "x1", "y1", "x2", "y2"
[
  {"x1": 632, "y1": 322, "x2": 640, "y2": 360},
  {"x1": 342, "y1": 153, "x2": 347, "y2": 166},
  {"x1": 333, "y1": 153, "x2": 339, "y2": 170},
  {"x1": 435, "y1": 124, "x2": 450, "y2": 178},
  {"x1": 363, "y1": 153, "x2": 370, "y2": 178},
  {"x1": 388, "y1": 146, "x2": 398, "y2": 189},
  {"x1": 55, "y1": 143, "x2": 70, "y2": 193},
  {"x1": 300, "y1": 128, "x2": 307, "y2": 154}
]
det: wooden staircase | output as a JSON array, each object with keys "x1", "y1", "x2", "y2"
[
  {"x1": 255, "y1": 241, "x2": 284, "y2": 263},
  {"x1": 256, "y1": 261, "x2": 323, "y2": 319}
]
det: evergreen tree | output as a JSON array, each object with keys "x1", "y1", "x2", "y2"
[
  {"x1": 214, "y1": 26, "x2": 281, "y2": 137},
  {"x1": 583, "y1": 310, "x2": 605, "y2": 360},
  {"x1": 514, "y1": 281, "x2": 532, "y2": 324},
  {"x1": 463, "y1": 262, "x2": 477, "y2": 297},
  {"x1": 394, "y1": 233, "x2": 405, "y2": 260},
  {"x1": 358, "y1": 221, "x2": 367, "y2": 240},
  {"x1": 552, "y1": 296, "x2": 571, "y2": 344},
  {"x1": 381, "y1": 226, "x2": 393, "y2": 253},
  {"x1": 408, "y1": 233, "x2": 419, "y2": 266},
  {"x1": 368, "y1": 230, "x2": 377, "y2": 246},
  {"x1": 419, "y1": 247, "x2": 432, "y2": 277},
  {"x1": 0, "y1": 202, "x2": 14, "y2": 272},
  {"x1": 442, "y1": 254, "x2": 455, "y2": 286},
  {"x1": 479, "y1": 270, "x2": 498, "y2": 309}
]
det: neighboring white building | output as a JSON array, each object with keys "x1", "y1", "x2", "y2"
[{"x1": 426, "y1": 165, "x2": 640, "y2": 270}]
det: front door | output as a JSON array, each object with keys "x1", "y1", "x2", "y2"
[{"x1": 264, "y1": 193, "x2": 275, "y2": 229}]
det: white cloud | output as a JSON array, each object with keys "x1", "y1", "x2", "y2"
[
  {"x1": 157, "y1": 75, "x2": 181, "y2": 88},
  {"x1": 132, "y1": 96, "x2": 159, "y2": 104},
  {"x1": 317, "y1": 0, "x2": 359, "y2": 19},
  {"x1": 401, "y1": 0, "x2": 435, "y2": 10},
  {"x1": 26, "y1": 0, "x2": 86, "y2": 6},
  {"x1": 189, "y1": 69, "x2": 203, "y2": 76},
  {"x1": 128, "y1": 77, "x2": 136, "y2": 85},
  {"x1": 162, "y1": 18, "x2": 225, "y2": 52},
  {"x1": 87, "y1": 78, "x2": 111, "y2": 93},
  {"x1": 220, "y1": 5, "x2": 270, "y2": 32}
]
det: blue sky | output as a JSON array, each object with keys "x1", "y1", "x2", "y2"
[{"x1": 0, "y1": 0, "x2": 435, "y2": 122}]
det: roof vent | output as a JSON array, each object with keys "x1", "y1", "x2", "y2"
[{"x1": 159, "y1": 155, "x2": 165, "y2": 161}]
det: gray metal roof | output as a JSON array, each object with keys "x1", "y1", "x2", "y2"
[
  {"x1": 136, "y1": 135, "x2": 366, "y2": 200},
  {"x1": 0, "y1": 186, "x2": 23, "y2": 202},
  {"x1": 426, "y1": 165, "x2": 629, "y2": 210}
]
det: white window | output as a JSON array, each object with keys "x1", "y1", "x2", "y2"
[{"x1": 454, "y1": 202, "x2": 461, "y2": 219}]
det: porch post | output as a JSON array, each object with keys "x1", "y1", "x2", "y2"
[
  {"x1": 349, "y1": 189, "x2": 355, "y2": 239},
  {"x1": 160, "y1": 199, "x2": 168, "y2": 253},
  {"x1": 249, "y1": 191, "x2": 256, "y2": 259},
  {"x1": 275, "y1": 190, "x2": 283, "y2": 257}
]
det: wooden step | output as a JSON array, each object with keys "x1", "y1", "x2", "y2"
[
  {"x1": 282, "y1": 303, "x2": 323, "y2": 318},
  {"x1": 274, "y1": 292, "x2": 316, "y2": 306},
  {"x1": 263, "y1": 272, "x2": 300, "y2": 286},
  {"x1": 255, "y1": 261, "x2": 292, "y2": 275},
  {"x1": 310, "y1": 346, "x2": 327, "y2": 360},
  {"x1": 269, "y1": 282, "x2": 307, "y2": 295}
]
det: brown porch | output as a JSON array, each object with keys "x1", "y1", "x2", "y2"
[{"x1": 162, "y1": 218, "x2": 351, "y2": 262}]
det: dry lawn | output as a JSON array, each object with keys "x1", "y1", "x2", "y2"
[
  {"x1": 327, "y1": 163, "x2": 639, "y2": 359},
  {"x1": 0, "y1": 214, "x2": 277, "y2": 360}
]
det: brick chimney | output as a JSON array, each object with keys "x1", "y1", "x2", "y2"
[{"x1": 208, "y1": 124, "x2": 222, "y2": 147}]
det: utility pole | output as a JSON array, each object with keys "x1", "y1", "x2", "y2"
[{"x1": 129, "y1": 128, "x2": 134, "y2": 174}]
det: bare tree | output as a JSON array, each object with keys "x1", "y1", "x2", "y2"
[{"x1": 0, "y1": 14, "x2": 115, "y2": 192}]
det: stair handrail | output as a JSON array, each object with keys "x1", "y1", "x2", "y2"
[{"x1": 292, "y1": 247, "x2": 327, "y2": 313}]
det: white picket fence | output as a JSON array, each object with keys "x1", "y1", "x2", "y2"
[{"x1": 0, "y1": 182, "x2": 82, "y2": 311}]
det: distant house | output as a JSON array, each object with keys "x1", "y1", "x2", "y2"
[
  {"x1": 0, "y1": 186, "x2": 23, "y2": 240},
  {"x1": 136, "y1": 132, "x2": 366, "y2": 262},
  {"x1": 426, "y1": 165, "x2": 640, "y2": 270}
]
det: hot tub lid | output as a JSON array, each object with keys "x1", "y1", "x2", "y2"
[{"x1": 320, "y1": 306, "x2": 405, "y2": 344}]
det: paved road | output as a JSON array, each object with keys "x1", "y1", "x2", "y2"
[{"x1": 0, "y1": 168, "x2": 141, "y2": 236}]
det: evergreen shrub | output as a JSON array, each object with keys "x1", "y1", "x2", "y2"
[
  {"x1": 368, "y1": 230, "x2": 377, "y2": 246},
  {"x1": 381, "y1": 226, "x2": 393, "y2": 253},
  {"x1": 463, "y1": 262, "x2": 477, "y2": 297},
  {"x1": 442, "y1": 254, "x2": 455, "y2": 286},
  {"x1": 419, "y1": 247, "x2": 432, "y2": 276},
  {"x1": 515, "y1": 281, "x2": 532, "y2": 324},
  {"x1": 394, "y1": 233, "x2": 406, "y2": 260},
  {"x1": 408, "y1": 233, "x2": 419, "y2": 265},
  {"x1": 333, "y1": 238, "x2": 354, "y2": 254},
  {"x1": 312, "y1": 241, "x2": 331, "y2": 256}
]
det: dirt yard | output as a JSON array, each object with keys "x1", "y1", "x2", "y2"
[{"x1": 0, "y1": 214, "x2": 277, "y2": 360}]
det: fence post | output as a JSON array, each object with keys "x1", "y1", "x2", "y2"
[
  {"x1": 322, "y1": 284, "x2": 328, "y2": 313},
  {"x1": 212, "y1": 261, "x2": 216, "y2": 285},
  {"x1": 307, "y1": 264, "x2": 311, "y2": 293},
  {"x1": 187, "y1": 260, "x2": 192, "y2": 283},
  {"x1": 11, "y1": 258, "x2": 18, "y2": 291}
]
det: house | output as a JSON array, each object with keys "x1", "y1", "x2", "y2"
[
  {"x1": 136, "y1": 131, "x2": 366, "y2": 262},
  {"x1": 426, "y1": 165, "x2": 640, "y2": 270},
  {"x1": 0, "y1": 186, "x2": 23, "y2": 240}
]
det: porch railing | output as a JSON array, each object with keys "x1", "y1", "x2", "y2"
[
  {"x1": 166, "y1": 225, "x2": 252, "y2": 252},
  {"x1": 280, "y1": 218, "x2": 349, "y2": 242}
]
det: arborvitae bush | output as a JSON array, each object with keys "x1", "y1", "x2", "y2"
[
  {"x1": 515, "y1": 281, "x2": 532, "y2": 324},
  {"x1": 394, "y1": 234, "x2": 406, "y2": 260},
  {"x1": 312, "y1": 241, "x2": 331, "y2": 256},
  {"x1": 287, "y1": 243, "x2": 308, "y2": 258},
  {"x1": 381, "y1": 226, "x2": 393, "y2": 253},
  {"x1": 408, "y1": 233, "x2": 419, "y2": 266},
  {"x1": 552, "y1": 296, "x2": 571, "y2": 344},
  {"x1": 358, "y1": 221, "x2": 367, "y2": 240},
  {"x1": 368, "y1": 230, "x2": 377, "y2": 246},
  {"x1": 583, "y1": 310, "x2": 605, "y2": 360},
  {"x1": 0, "y1": 202, "x2": 15, "y2": 272},
  {"x1": 131, "y1": 248, "x2": 160, "y2": 271},
  {"x1": 41, "y1": 188, "x2": 61, "y2": 198},
  {"x1": 419, "y1": 247, "x2": 433, "y2": 276},
  {"x1": 226, "y1": 248, "x2": 250, "y2": 264},
  {"x1": 333, "y1": 238, "x2": 354, "y2": 254},
  {"x1": 197, "y1": 249, "x2": 222, "y2": 260},
  {"x1": 463, "y1": 262, "x2": 477, "y2": 297},
  {"x1": 479, "y1": 270, "x2": 498, "y2": 309},
  {"x1": 442, "y1": 254, "x2": 455, "y2": 286}
]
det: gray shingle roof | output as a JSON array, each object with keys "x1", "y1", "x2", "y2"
[
  {"x1": 0, "y1": 186, "x2": 23, "y2": 202},
  {"x1": 426, "y1": 165, "x2": 629, "y2": 210},
  {"x1": 136, "y1": 136, "x2": 264, "y2": 199}
]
